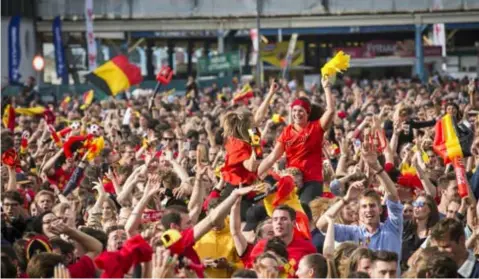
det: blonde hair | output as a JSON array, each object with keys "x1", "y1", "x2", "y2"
[
  {"x1": 333, "y1": 242, "x2": 359, "y2": 278},
  {"x1": 309, "y1": 197, "x2": 333, "y2": 224},
  {"x1": 222, "y1": 111, "x2": 253, "y2": 142}
]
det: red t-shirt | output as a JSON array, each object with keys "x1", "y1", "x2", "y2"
[
  {"x1": 240, "y1": 243, "x2": 255, "y2": 268},
  {"x1": 249, "y1": 236, "x2": 317, "y2": 278},
  {"x1": 181, "y1": 227, "x2": 204, "y2": 278},
  {"x1": 278, "y1": 121, "x2": 324, "y2": 182},
  {"x1": 68, "y1": 255, "x2": 96, "y2": 278},
  {"x1": 46, "y1": 167, "x2": 72, "y2": 191},
  {"x1": 221, "y1": 137, "x2": 258, "y2": 186}
]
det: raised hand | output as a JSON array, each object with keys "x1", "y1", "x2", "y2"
[
  {"x1": 152, "y1": 246, "x2": 179, "y2": 278},
  {"x1": 53, "y1": 264, "x2": 71, "y2": 279},
  {"x1": 344, "y1": 182, "x2": 364, "y2": 203},
  {"x1": 321, "y1": 75, "x2": 332, "y2": 89},
  {"x1": 50, "y1": 219, "x2": 71, "y2": 236},
  {"x1": 361, "y1": 143, "x2": 381, "y2": 172},
  {"x1": 145, "y1": 174, "x2": 162, "y2": 196},
  {"x1": 92, "y1": 179, "x2": 106, "y2": 198},
  {"x1": 468, "y1": 79, "x2": 476, "y2": 94}
]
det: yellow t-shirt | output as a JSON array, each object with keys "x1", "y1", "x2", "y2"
[{"x1": 193, "y1": 218, "x2": 243, "y2": 278}]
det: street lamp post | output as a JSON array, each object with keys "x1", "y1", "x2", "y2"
[{"x1": 256, "y1": 0, "x2": 262, "y2": 88}]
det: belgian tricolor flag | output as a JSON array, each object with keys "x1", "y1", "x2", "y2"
[
  {"x1": 80, "y1": 90, "x2": 94, "y2": 110},
  {"x1": 433, "y1": 114, "x2": 473, "y2": 197},
  {"x1": 233, "y1": 83, "x2": 254, "y2": 104},
  {"x1": 85, "y1": 55, "x2": 142, "y2": 96},
  {"x1": 2, "y1": 105, "x2": 15, "y2": 132},
  {"x1": 433, "y1": 114, "x2": 473, "y2": 164},
  {"x1": 263, "y1": 175, "x2": 311, "y2": 240}
]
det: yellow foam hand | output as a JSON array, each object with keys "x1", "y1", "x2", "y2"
[{"x1": 321, "y1": 50, "x2": 350, "y2": 78}]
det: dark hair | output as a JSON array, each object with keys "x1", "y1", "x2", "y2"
[
  {"x1": 231, "y1": 268, "x2": 258, "y2": 278},
  {"x1": 26, "y1": 252, "x2": 63, "y2": 278},
  {"x1": 417, "y1": 251, "x2": 458, "y2": 278},
  {"x1": 161, "y1": 212, "x2": 182, "y2": 229},
  {"x1": 166, "y1": 204, "x2": 189, "y2": 214},
  {"x1": 302, "y1": 253, "x2": 328, "y2": 278},
  {"x1": 30, "y1": 211, "x2": 54, "y2": 235},
  {"x1": 2, "y1": 191, "x2": 24, "y2": 205},
  {"x1": 273, "y1": 205, "x2": 296, "y2": 222},
  {"x1": 298, "y1": 97, "x2": 324, "y2": 122},
  {"x1": 371, "y1": 250, "x2": 398, "y2": 264},
  {"x1": 186, "y1": 130, "x2": 199, "y2": 141},
  {"x1": 416, "y1": 194, "x2": 440, "y2": 230},
  {"x1": 1, "y1": 255, "x2": 17, "y2": 278},
  {"x1": 105, "y1": 225, "x2": 125, "y2": 237},
  {"x1": 80, "y1": 227, "x2": 108, "y2": 251},
  {"x1": 349, "y1": 248, "x2": 374, "y2": 273},
  {"x1": 347, "y1": 271, "x2": 370, "y2": 278},
  {"x1": 430, "y1": 218, "x2": 465, "y2": 243},
  {"x1": 50, "y1": 237, "x2": 74, "y2": 255},
  {"x1": 13, "y1": 239, "x2": 27, "y2": 273},
  {"x1": 264, "y1": 237, "x2": 288, "y2": 261}
]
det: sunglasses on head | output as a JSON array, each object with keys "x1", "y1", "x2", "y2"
[{"x1": 412, "y1": 200, "x2": 425, "y2": 208}]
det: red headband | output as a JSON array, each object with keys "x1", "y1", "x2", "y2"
[{"x1": 291, "y1": 99, "x2": 311, "y2": 114}]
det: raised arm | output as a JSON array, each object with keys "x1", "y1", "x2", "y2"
[
  {"x1": 257, "y1": 142, "x2": 285, "y2": 177},
  {"x1": 188, "y1": 167, "x2": 208, "y2": 224},
  {"x1": 5, "y1": 165, "x2": 17, "y2": 192},
  {"x1": 322, "y1": 216, "x2": 335, "y2": 259},
  {"x1": 412, "y1": 154, "x2": 437, "y2": 197},
  {"x1": 363, "y1": 147, "x2": 399, "y2": 202},
  {"x1": 317, "y1": 184, "x2": 362, "y2": 232},
  {"x1": 42, "y1": 149, "x2": 63, "y2": 175},
  {"x1": 468, "y1": 79, "x2": 477, "y2": 109},
  {"x1": 319, "y1": 76, "x2": 336, "y2": 130},
  {"x1": 230, "y1": 197, "x2": 248, "y2": 256},
  {"x1": 51, "y1": 221, "x2": 102, "y2": 259},
  {"x1": 335, "y1": 138, "x2": 350, "y2": 176},
  {"x1": 254, "y1": 82, "x2": 279, "y2": 125},
  {"x1": 116, "y1": 166, "x2": 144, "y2": 205},
  {"x1": 193, "y1": 185, "x2": 256, "y2": 241},
  {"x1": 125, "y1": 176, "x2": 162, "y2": 237}
]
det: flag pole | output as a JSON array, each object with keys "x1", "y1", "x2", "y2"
[{"x1": 148, "y1": 66, "x2": 173, "y2": 112}]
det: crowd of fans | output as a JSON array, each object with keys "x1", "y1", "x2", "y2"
[{"x1": 1, "y1": 73, "x2": 479, "y2": 278}]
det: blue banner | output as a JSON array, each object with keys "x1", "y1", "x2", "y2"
[
  {"x1": 8, "y1": 16, "x2": 21, "y2": 83},
  {"x1": 52, "y1": 16, "x2": 68, "y2": 84}
]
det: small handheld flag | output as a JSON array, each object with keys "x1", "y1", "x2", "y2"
[
  {"x1": 148, "y1": 65, "x2": 173, "y2": 111},
  {"x1": 233, "y1": 84, "x2": 254, "y2": 104},
  {"x1": 2, "y1": 104, "x2": 15, "y2": 132},
  {"x1": 80, "y1": 90, "x2": 95, "y2": 110},
  {"x1": 248, "y1": 127, "x2": 263, "y2": 159},
  {"x1": 271, "y1": 114, "x2": 285, "y2": 124}
]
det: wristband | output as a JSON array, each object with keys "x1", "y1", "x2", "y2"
[{"x1": 374, "y1": 168, "x2": 384, "y2": 176}]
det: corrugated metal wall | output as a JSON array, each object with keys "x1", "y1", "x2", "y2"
[{"x1": 35, "y1": 0, "x2": 479, "y2": 20}]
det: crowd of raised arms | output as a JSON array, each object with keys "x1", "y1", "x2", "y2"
[{"x1": 1, "y1": 73, "x2": 479, "y2": 279}]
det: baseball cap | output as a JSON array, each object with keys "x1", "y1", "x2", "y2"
[{"x1": 242, "y1": 204, "x2": 268, "y2": 232}]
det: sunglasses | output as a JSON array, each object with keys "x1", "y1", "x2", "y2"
[
  {"x1": 163, "y1": 138, "x2": 175, "y2": 141},
  {"x1": 412, "y1": 200, "x2": 425, "y2": 208}
]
